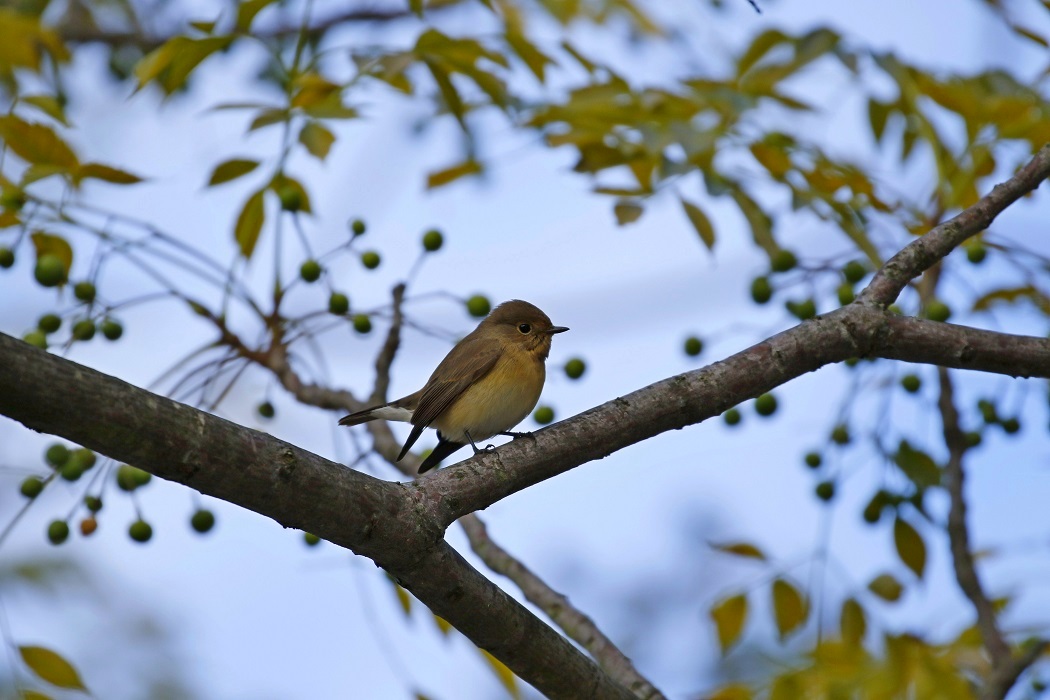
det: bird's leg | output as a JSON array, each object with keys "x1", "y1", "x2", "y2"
[
  {"x1": 499, "y1": 430, "x2": 535, "y2": 440},
  {"x1": 464, "y1": 430, "x2": 497, "y2": 454}
]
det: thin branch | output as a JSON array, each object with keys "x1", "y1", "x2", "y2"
[
  {"x1": 860, "y1": 144, "x2": 1050, "y2": 307},
  {"x1": 936, "y1": 368, "x2": 1010, "y2": 663},
  {"x1": 982, "y1": 640, "x2": 1049, "y2": 700},
  {"x1": 460, "y1": 514, "x2": 666, "y2": 700},
  {"x1": 370, "y1": 283, "x2": 405, "y2": 406}
]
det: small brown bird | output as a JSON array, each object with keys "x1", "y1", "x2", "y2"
[{"x1": 339, "y1": 300, "x2": 568, "y2": 473}]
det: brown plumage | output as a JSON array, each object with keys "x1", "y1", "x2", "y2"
[{"x1": 339, "y1": 300, "x2": 568, "y2": 473}]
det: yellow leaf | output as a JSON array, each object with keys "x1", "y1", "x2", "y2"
[
  {"x1": 840, "y1": 597, "x2": 866, "y2": 646},
  {"x1": 868, "y1": 572, "x2": 903, "y2": 602},
  {"x1": 298, "y1": 122, "x2": 336, "y2": 161},
  {"x1": 30, "y1": 232, "x2": 73, "y2": 277},
  {"x1": 433, "y1": 614, "x2": 453, "y2": 636},
  {"x1": 0, "y1": 116, "x2": 77, "y2": 169},
  {"x1": 708, "y1": 541, "x2": 766, "y2": 560},
  {"x1": 894, "y1": 517, "x2": 926, "y2": 579},
  {"x1": 705, "y1": 683, "x2": 752, "y2": 700},
  {"x1": 710, "y1": 594, "x2": 748, "y2": 654},
  {"x1": 23, "y1": 95, "x2": 69, "y2": 127},
  {"x1": 426, "y1": 159, "x2": 482, "y2": 189},
  {"x1": 771, "y1": 578, "x2": 807, "y2": 640},
  {"x1": 75, "y1": 163, "x2": 143, "y2": 186},
  {"x1": 681, "y1": 197, "x2": 716, "y2": 250},
  {"x1": 506, "y1": 30, "x2": 554, "y2": 82},
  {"x1": 236, "y1": 0, "x2": 279, "y2": 32},
  {"x1": 478, "y1": 648, "x2": 519, "y2": 699},
  {"x1": 394, "y1": 584, "x2": 412, "y2": 615},
  {"x1": 207, "y1": 159, "x2": 260, "y2": 186},
  {"x1": 248, "y1": 108, "x2": 290, "y2": 132},
  {"x1": 730, "y1": 187, "x2": 776, "y2": 255},
  {"x1": 269, "y1": 174, "x2": 312, "y2": 214},
  {"x1": 750, "y1": 142, "x2": 792, "y2": 178},
  {"x1": 613, "y1": 200, "x2": 644, "y2": 225},
  {"x1": 19, "y1": 646, "x2": 86, "y2": 691},
  {"x1": 234, "y1": 189, "x2": 265, "y2": 259}
]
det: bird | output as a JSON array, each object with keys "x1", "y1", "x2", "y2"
[{"x1": 339, "y1": 300, "x2": 569, "y2": 474}]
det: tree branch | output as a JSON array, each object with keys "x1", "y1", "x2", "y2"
[
  {"x1": 460, "y1": 514, "x2": 665, "y2": 700},
  {"x1": 0, "y1": 332, "x2": 638, "y2": 700},
  {"x1": 860, "y1": 144, "x2": 1050, "y2": 307}
]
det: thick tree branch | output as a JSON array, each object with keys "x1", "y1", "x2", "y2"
[
  {"x1": 860, "y1": 144, "x2": 1050, "y2": 306},
  {"x1": 460, "y1": 514, "x2": 665, "y2": 700},
  {"x1": 0, "y1": 332, "x2": 637, "y2": 700}
]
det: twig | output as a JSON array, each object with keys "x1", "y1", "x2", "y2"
[
  {"x1": 370, "y1": 284, "x2": 406, "y2": 406},
  {"x1": 460, "y1": 514, "x2": 665, "y2": 700}
]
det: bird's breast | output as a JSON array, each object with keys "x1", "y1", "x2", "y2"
[{"x1": 434, "y1": 350, "x2": 545, "y2": 442}]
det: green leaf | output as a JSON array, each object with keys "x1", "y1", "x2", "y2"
[
  {"x1": 478, "y1": 648, "x2": 519, "y2": 699},
  {"x1": 22, "y1": 95, "x2": 69, "y2": 127},
  {"x1": 269, "y1": 174, "x2": 312, "y2": 214},
  {"x1": 236, "y1": 0, "x2": 278, "y2": 32},
  {"x1": 729, "y1": 186, "x2": 776, "y2": 255},
  {"x1": 298, "y1": 122, "x2": 336, "y2": 161},
  {"x1": 973, "y1": 285, "x2": 1050, "y2": 314},
  {"x1": 75, "y1": 163, "x2": 143, "y2": 185},
  {"x1": 135, "y1": 37, "x2": 233, "y2": 94},
  {"x1": 736, "y1": 28, "x2": 790, "y2": 77},
  {"x1": 0, "y1": 9, "x2": 68, "y2": 71},
  {"x1": 207, "y1": 159, "x2": 260, "y2": 186},
  {"x1": 613, "y1": 200, "x2": 644, "y2": 225},
  {"x1": 771, "y1": 578, "x2": 807, "y2": 640},
  {"x1": 868, "y1": 572, "x2": 903, "y2": 602},
  {"x1": 31, "y1": 232, "x2": 73, "y2": 276},
  {"x1": 840, "y1": 597, "x2": 866, "y2": 646},
  {"x1": 426, "y1": 159, "x2": 482, "y2": 189},
  {"x1": 19, "y1": 646, "x2": 86, "y2": 691},
  {"x1": 894, "y1": 516, "x2": 926, "y2": 579},
  {"x1": 708, "y1": 541, "x2": 766, "y2": 561},
  {"x1": 234, "y1": 188, "x2": 265, "y2": 259},
  {"x1": 710, "y1": 593, "x2": 748, "y2": 653},
  {"x1": 681, "y1": 197, "x2": 716, "y2": 250},
  {"x1": 20, "y1": 690, "x2": 55, "y2": 700},
  {"x1": 868, "y1": 98, "x2": 891, "y2": 143},
  {"x1": 894, "y1": 440, "x2": 941, "y2": 489},
  {"x1": 409, "y1": 0, "x2": 424, "y2": 17},
  {"x1": 506, "y1": 30, "x2": 554, "y2": 82},
  {"x1": 0, "y1": 116, "x2": 78, "y2": 169}
]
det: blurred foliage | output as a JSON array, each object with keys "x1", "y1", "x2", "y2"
[{"x1": 0, "y1": 0, "x2": 1049, "y2": 697}]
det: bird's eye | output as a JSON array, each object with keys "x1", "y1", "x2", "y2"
[{"x1": 518, "y1": 323, "x2": 531, "y2": 334}]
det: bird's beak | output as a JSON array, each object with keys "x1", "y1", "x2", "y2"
[{"x1": 547, "y1": 326, "x2": 569, "y2": 334}]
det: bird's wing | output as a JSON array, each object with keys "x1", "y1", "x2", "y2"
[{"x1": 411, "y1": 335, "x2": 503, "y2": 430}]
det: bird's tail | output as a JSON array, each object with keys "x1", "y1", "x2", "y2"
[
  {"x1": 417, "y1": 437, "x2": 466, "y2": 474},
  {"x1": 339, "y1": 402, "x2": 413, "y2": 427}
]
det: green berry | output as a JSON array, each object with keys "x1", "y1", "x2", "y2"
[
  {"x1": 837, "y1": 283, "x2": 855, "y2": 306},
  {"x1": 422, "y1": 229, "x2": 444, "y2": 252},
  {"x1": 750, "y1": 276, "x2": 773, "y2": 304},
  {"x1": 966, "y1": 243, "x2": 987, "y2": 264},
  {"x1": 565, "y1": 358, "x2": 586, "y2": 380},
  {"x1": 257, "y1": 401, "x2": 275, "y2": 419},
  {"x1": 38, "y1": 314, "x2": 61, "y2": 334},
  {"x1": 925, "y1": 300, "x2": 951, "y2": 322},
  {"x1": 352, "y1": 314, "x2": 372, "y2": 334},
  {"x1": 683, "y1": 336, "x2": 703, "y2": 357},
  {"x1": 862, "y1": 493, "x2": 886, "y2": 524},
  {"x1": 45, "y1": 443, "x2": 70, "y2": 468},
  {"x1": 47, "y1": 520, "x2": 70, "y2": 545},
  {"x1": 304, "y1": 532, "x2": 321, "y2": 546},
  {"x1": 60, "y1": 462, "x2": 84, "y2": 482},
  {"x1": 786, "y1": 298, "x2": 817, "y2": 320},
  {"x1": 80, "y1": 517, "x2": 97, "y2": 537},
  {"x1": 299, "y1": 259, "x2": 322, "y2": 283},
  {"x1": 978, "y1": 399, "x2": 998, "y2": 424},
  {"x1": 842, "y1": 260, "x2": 867, "y2": 284},
  {"x1": 533, "y1": 405, "x2": 555, "y2": 425},
  {"x1": 70, "y1": 448, "x2": 97, "y2": 470},
  {"x1": 350, "y1": 219, "x2": 366, "y2": 236},
  {"x1": 804, "y1": 452, "x2": 822, "y2": 468},
  {"x1": 900, "y1": 374, "x2": 921, "y2": 393},
  {"x1": 466, "y1": 294, "x2": 491, "y2": 318},
  {"x1": 191, "y1": 509, "x2": 216, "y2": 533},
  {"x1": 0, "y1": 247, "x2": 14, "y2": 268},
  {"x1": 1001, "y1": 417, "x2": 1021, "y2": 434},
  {"x1": 116, "y1": 464, "x2": 146, "y2": 491},
  {"x1": 360, "y1": 251, "x2": 381, "y2": 269},
  {"x1": 278, "y1": 187, "x2": 302, "y2": 212},
  {"x1": 887, "y1": 304, "x2": 902, "y2": 315},
  {"x1": 754, "y1": 393, "x2": 778, "y2": 416},
  {"x1": 84, "y1": 495, "x2": 103, "y2": 512},
  {"x1": 770, "y1": 249, "x2": 798, "y2": 273},
  {"x1": 73, "y1": 281, "x2": 96, "y2": 302},
  {"x1": 72, "y1": 319, "x2": 95, "y2": 341},
  {"x1": 831, "y1": 424, "x2": 851, "y2": 445},
  {"x1": 132, "y1": 468, "x2": 151, "y2": 486},
  {"x1": 722, "y1": 408, "x2": 742, "y2": 426},
  {"x1": 844, "y1": 357, "x2": 860, "y2": 368},
  {"x1": 20, "y1": 476, "x2": 44, "y2": 499},
  {"x1": 129, "y1": 519, "x2": 153, "y2": 543},
  {"x1": 815, "y1": 480, "x2": 835, "y2": 502},
  {"x1": 101, "y1": 318, "x2": 123, "y2": 341},
  {"x1": 23, "y1": 330, "x2": 47, "y2": 349},
  {"x1": 34, "y1": 254, "x2": 65, "y2": 287},
  {"x1": 964, "y1": 431, "x2": 982, "y2": 448},
  {"x1": 328, "y1": 292, "x2": 349, "y2": 315}
]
